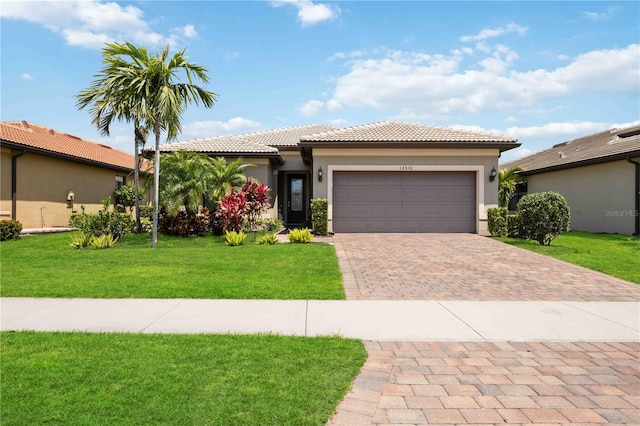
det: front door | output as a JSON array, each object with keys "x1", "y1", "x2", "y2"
[{"x1": 287, "y1": 174, "x2": 306, "y2": 226}]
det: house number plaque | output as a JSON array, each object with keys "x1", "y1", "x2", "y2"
[{"x1": 399, "y1": 165, "x2": 413, "y2": 171}]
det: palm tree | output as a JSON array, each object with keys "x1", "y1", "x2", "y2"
[
  {"x1": 157, "y1": 151, "x2": 216, "y2": 215},
  {"x1": 77, "y1": 41, "x2": 217, "y2": 247},
  {"x1": 209, "y1": 157, "x2": 253, "y2": 201},
  {"x1": 498, "y1": 165, "x2": 525, "y2": 208}
]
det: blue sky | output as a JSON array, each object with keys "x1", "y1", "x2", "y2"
[{"x1": 2, "y1": 1, "x2": 639, "y2": 161}]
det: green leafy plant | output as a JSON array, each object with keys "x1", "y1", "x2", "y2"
[
  {"x1": 224, "y1": 230, "x2": 247, "y2": 246},
  {"x1": 69, "y1": 234, "x2": 92, "y2": 249},
  {"x1": 517, "y1": 191, "x2": 570, "y2": 246},
  {"x1": 506, "y1": 214, "x2": 522, "y2": 238},
  {"x1": 90, "y1": 234, "x2": 118, "y2": 249},
  {"x1": 255, "y1": 233, "x2": 278, "y2": 245},
  {"x1": 159, "y1": 208, "x2": 210, "y2": 237},
  {"x1": 498, "y1": 166, "x2": 525, "y2": 208},
  {"x1": 113, "y1": 184, "x2": 145, "y2": 213},
  {"x1": 311, "y1": 198, "x2": 329, "y2": 235},
  {"x1": 487, "y1": 207, "x2": 508, "y2": 237},
  {"x1": 1, "y1": 220, "x2": 23, "y2": 241},
  {"x1": 288, "y1": 228, "x2": 313, "y2": 244},
  {"x1": 251, "y1": 217, "x2": 283, "y2": 233}
]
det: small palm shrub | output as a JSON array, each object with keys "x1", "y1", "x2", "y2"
[
  {"x1": 90, "y1": 234, "x2": 118, "y2": 249},
  {"x1": 225, "y1": 230, "x2": 247, "y2": 246},
  {"x1": 517, "y1": 191, "x2": 570, "y2": 246},
  {"x1": 288, "y1": 228, "x2": 313, "y2": 244},
  {"x1": 255, "y1": 232, "x2": 278, "y2": 245},
  {"x1": 311, "y1": 198, "x2": 328, "y2": 235},
  {"x1": 1, "y1": 220, "x2": 22, "y2": 241},
  {"x1": 70, "y1": 234, "x2": 92, "y2": 249}
]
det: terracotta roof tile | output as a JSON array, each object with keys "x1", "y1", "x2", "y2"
[
  {"x1": 501, "y1": 124, "x2": 640, "y2": 174},
  {"x1": 300, "y1": 121, "x2": 518, "y2": 143},
  {"x1": 0, "y1": 120, "x2": 138, "y2": 171}
]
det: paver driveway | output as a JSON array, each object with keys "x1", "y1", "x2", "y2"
[{"x1": 334, "y1": 234, "x2": 640, "y2": 301}]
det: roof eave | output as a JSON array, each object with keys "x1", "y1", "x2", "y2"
[
  {"x1": 0, "y1": 139, "x2": 136, "y2": 173},
  {"x1": 298, "y1": 140, "x2": 520, "y2": 152},
  {"x1": 520, "y1": 150, "x2": 640, "y2": 176}
]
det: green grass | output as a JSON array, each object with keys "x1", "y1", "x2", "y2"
[
  {"x1": 498, "y1": 231, "x2": 640, "y2": 284},
  {"x1": 0, "y1": 232, "x2": 345, "y2": 299},
  {"x1": 0, "y1": 332, "x2": 366, "y2": 426}
]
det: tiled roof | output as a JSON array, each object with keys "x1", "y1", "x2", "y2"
[
  {"x1": 158, "y1": 135, "x2": 279, "y2": 154},
  {"x1": 241, "y1": 124, "x2": 338, "y2": 147},
  {"x1": 0, "y1": 120, "x2": 138, "y2": 171},
  {"x1": 300, "y1": 121, "x2": 518, "y2": 143},
  {"x1": 501, "y1": 124, "x2": 640, "y2": 174}
]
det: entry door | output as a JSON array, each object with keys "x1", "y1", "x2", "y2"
[{"x1": 287, "y1": 174, "x2": 306, "y2": 226}]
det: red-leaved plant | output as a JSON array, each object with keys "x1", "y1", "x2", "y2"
[{"x1": 214, "y1": 179, "x2": 270, "y2": 234}]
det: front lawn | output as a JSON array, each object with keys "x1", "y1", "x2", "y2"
[
  {"x1": 0, "y1": 332, "x2": 365, "y2": 426},
  {"x1": 0, "y1": 232, "x2": 345, "y2": 299},
  {"x1": 498, "y1": 231, "x2": 640, "y2": 284}
]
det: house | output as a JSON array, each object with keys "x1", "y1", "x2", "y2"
[
  {"x1": 0, "y1": 121, "x2": 147, "y2": 229},
  {"x1": 156, "y1": 121, "x2": 519, "y2": 234},
  {"x1": 501, "y1": 124, "x2": 640, "y2": 235}
]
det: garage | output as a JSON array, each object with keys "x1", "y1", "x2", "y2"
[{"x1": 332, "y1": 171, "x2": 476, "y2": 233}]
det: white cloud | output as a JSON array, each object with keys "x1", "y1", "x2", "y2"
[
  {"x1": 298, "y1": 99, "x2": 324, "y2": 116},
  {"x1": 500, "y1": 147, "x2": 535, "y2": 163},
  {"x1": 225, "y1": 51, "x2": 240, "y2": 60},
  {"x1": 21, "y1": 73, "x2": 34, "y2": 81},
  {"x1": 501, "y1": 121, "x2": 613, "y2": 138},
  {"x1": 459, "y1": 23, "x2": 527, "y2": 42},
  {"x1": 182, "y1": 117, "x2": 262, "y2": 138},
  {"x1": 324, "y1": 44, "x2": 639, "y2": 118},
  {"x1": 327, "y1": 118, "x2": 349, "y2": 126},
  {"x1": 271, "y1": 0, "x2": 339, "y2": 26},
  {"x1": 182, "y1": 24, "x2": 197, "y2": 38},
  {"x1": 582, "y1": 6, "x2": 620, "y2": 21},
  {"x1": 0, "y1": 1, "x2": 196, "y2": 49}
]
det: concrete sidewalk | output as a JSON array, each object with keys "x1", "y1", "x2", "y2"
[{"x1": 1, "y1": 298, "x2": 638, "y2": 341}]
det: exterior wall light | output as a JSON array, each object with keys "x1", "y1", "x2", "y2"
[
  {"x1": 489, "y1": 167, "x2": 497, "y2": 182},
  {"x1": 318, "y1": 166, "x2": 323, "y2": 182}
]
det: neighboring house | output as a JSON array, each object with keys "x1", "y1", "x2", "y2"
[
  {"x1": 501, "y1": 124, "x2": 640, "y2": 235},
  {"x1": 156, "y1": 121, "x2": 519, "y2": 234},
  {"x1": 0, "y1": 121, "x2": 147, "y2": 228}
]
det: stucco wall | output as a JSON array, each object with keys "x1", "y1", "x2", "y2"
[
  {"x1": 311, "y1": 148, "x2": 500, "y2": 234},
  {"x1": 0, "y1": 148, "x2": 144, "y2": 228},
  {"x1": 0, "y1": 147, "x2": 12, "y2": 220},
  {"x1": 526, "y1": 158, "x2": 639, "y2": 235}
]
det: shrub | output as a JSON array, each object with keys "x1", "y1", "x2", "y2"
[
  {"x1": 517, "y1": 191, "x2": 570, "y2": 246},
  {"x1": 138, "y1": 205, "x2": 154, "y2": 219},
  {"x1": 90, "y1": 234, "x2": 118, "y2": 249},
  {"x1": 159, "y1": 208, "x2": 210, "y2": 237},
  {"x1": 113, "y1": 184, "x2": 144, "y2": 212},
  {"x1": 69, "y1": 234, "x2": 92, "y2": 249},
  {"x1": 487, "y1": 207, "x2": 508, "y2": 237},
  {"x1": 288, "y1": 228, "x2": 313, "y2": 244},
  {"x1": 69, "y1": 199, "x2": 133, "y2": 237},
  {"x1": 255, "y1": 232, "x2": 278, "y2": 245},
  {"x1": 215, "y1": 189, "x2": 247, "y2": 233},
  {"x1": 225, "y1": 230, "x2": 246, "y2": 246},
  {"x1": 1, "y1": 220, "x2": 22, "y2": 241},
  {"x1": 250, "y1": 217, "x2": 283, "y2": 233},
  {"x1": 139, "y1": 217, "x2": 153, "y2": 233},
  {"x1": 311, "y1": 198, "x2": 328, "y2": 235},
  {"x1": 243, "y1": 179, "x2": 271, "y2": 231},
  {"x1": 507, "y1": 214, "x2": 522, "y2": 238}
]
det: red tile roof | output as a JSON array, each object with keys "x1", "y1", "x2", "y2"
[{"x1": 0, "y1": 120, "x2": 139, "y2": 171}]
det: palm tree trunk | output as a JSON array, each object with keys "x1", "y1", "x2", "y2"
[
  {"x1": 133, "y1": 138, "x2": 141, "y2": 233},
  {"x1": 151, "y1": 118, "x2": 161, "y2": 248}
]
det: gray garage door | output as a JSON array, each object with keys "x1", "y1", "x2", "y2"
[{"x1": 333, "y1": 171, "x2": 476, "y2": 233}]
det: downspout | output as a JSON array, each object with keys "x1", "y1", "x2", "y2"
[
  {"x1": 627, "y1": 157, "x2": 640, "y2": 236},
  {"x1": 11, "y1": 150, "x2": 26, "y2": 221}
]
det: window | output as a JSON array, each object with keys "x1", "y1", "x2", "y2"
[
  {"x1": 115, "y1": 176, "x2": 125, "y2": 190},
  {"x1": 508, "y1": 181, "x2": 528, "y2": 211}
]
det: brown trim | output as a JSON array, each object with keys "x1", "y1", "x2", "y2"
[{"x1": 519, "y1": 150, "x2": 640, "y2": 176}]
